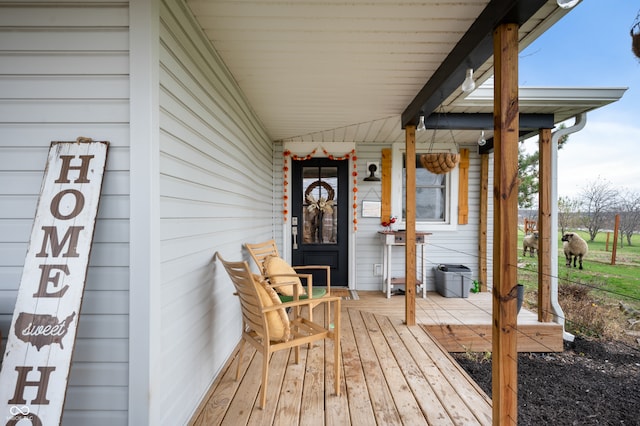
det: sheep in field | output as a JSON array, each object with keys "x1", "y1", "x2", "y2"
[
  {"x1": 562, "y1": 232, "x2": 588, "y2": 270},
  {"x1": 522, "y1": 231, "x2": 539, "y2": 257}
]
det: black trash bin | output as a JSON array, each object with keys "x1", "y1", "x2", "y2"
[{"x1": 434, "y1": 264, "x2": 472, "y2": 298}]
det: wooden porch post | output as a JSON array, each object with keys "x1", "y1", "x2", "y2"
[
  {"x1": 492, "y1": 23, "x2": 519, "y2": 425},
  {"x1": 479, "y1": 154, "x2": 489, "y2": 292},
  {"x1": 405, "y1": 125, "x2": 416, "y2": 326},
  {"x1": 538, "y1": 128, "x2": 552, "y2": 322}
]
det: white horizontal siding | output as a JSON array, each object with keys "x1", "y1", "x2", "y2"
[
  {"x1": 157, "y1": 1, "x2": 274, "y2": 424},
  {"x1": 0, "y1": 1, "x2": 130, "y2": 425},
  {"x1": 353, "y1": 142, "x2": 390, "y2": 291}
]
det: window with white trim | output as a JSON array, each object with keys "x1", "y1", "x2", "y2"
[{"x1": 392, "y1": 144, "x2": 459, "y2": 230}]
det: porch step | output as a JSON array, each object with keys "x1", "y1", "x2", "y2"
[{"x1": 422, "y1": 322, "x2": 564, "y2": 353}]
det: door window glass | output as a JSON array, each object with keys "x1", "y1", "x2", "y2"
[{"x1": 302, "y1": 166, "x2": 338, "y2": 244}]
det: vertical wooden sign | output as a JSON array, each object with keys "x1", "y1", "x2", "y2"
[{"x1": 0, "y1": 140, "x2": 108, "y2": 425}]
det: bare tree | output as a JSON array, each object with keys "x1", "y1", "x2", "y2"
[
  {"x1": 578, "y1": 179, "x2": 619, "y2": 242},
  {"x1": 558, "y1": 196, "x2": 580, "y2": 235},
  {"x1": 618, "y1": 189, "x2": 640, "y2": 246}
]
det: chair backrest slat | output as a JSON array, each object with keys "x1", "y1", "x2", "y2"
[
  {"x1": 216, "y1": 254, "x2": 269, "y2": 337},
  {"x1": 245, "y1": 239, "x2": 280, "y2": 272}
]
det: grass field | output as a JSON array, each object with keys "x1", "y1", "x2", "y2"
[{"x1": 517, "y1": 230, "x2": 640, "y2": 341}]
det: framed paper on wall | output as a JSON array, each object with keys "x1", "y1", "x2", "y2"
[{"x1": 362, "y1": 200, "x2": 381, "y2": 218}]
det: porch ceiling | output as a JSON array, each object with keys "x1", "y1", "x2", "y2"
[{"x1": 185, "y1": 1, "x2": 611, "y2": 146}]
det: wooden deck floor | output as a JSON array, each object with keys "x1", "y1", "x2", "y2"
[
  {"x1": 190, "y1": 299, "x2": 492, "y2": 425},
  {"x1": 190, "y1": 290, "x2": 564, "y2": 425}
]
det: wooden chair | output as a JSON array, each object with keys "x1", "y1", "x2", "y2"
[
  {"x1": 245, "y1": 239, "x2": 331, "y2": 303},
  {"x1": 215, "y1": 252, "x2": 341, "y2": 409}
]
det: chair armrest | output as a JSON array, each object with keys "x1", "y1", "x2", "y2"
[
  {"x1": 267, "y1": 278, "x2": 304, "y2": 300},
  {"x1": 292, "y1": 265, "x2": 330, "y2": 271},
  {"x1": 267, "y1": 273, "x2": 312, "y2": 281},
  {"x1": 265, "y1": 273, "x2": 314, "y2": 298},
  {"x1": 292, "y1": 265, "x2": 331, "y2": 294},
  {"x1": 263, "y1": 295, "x2": 341, "y2": 313}
]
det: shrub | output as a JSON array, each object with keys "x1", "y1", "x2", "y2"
[{"x1": 559, "y1": 282, "x2": 627, "y2": 341}]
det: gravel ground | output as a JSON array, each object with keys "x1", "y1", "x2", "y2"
[{"x1": 452, "y1": 338, "x2": 640, "y2": 425}]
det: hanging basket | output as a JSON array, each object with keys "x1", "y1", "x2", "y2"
[
  {"x1": 632, "y1": 25, "x2": 640, "y2": 60},
  {"x1": 420, "y1": 153, "x2": 460, "y2": 174}
]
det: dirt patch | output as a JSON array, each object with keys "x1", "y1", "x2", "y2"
[{"x1": 452, "y1": 338, "x2": 640, "y2": 425}]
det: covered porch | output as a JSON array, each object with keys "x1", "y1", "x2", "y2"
[{"x1": 189, "y1": 291, "x2": 561, "y2": 425}]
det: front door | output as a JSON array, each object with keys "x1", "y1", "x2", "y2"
[{"x1": 291, "y1": 158, "x2": 349, "y2": 286}]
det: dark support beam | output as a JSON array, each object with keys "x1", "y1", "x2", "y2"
[
  {"x1": 401, "y1": 0, "x2": 547, "y2": 128},
  {"x1": 423, "y1": 113, "x2": 554, "y2": 130}
]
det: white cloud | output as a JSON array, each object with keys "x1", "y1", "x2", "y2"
[{"x1": 523, "y1": 118, "x2": 640, "y2": 199}]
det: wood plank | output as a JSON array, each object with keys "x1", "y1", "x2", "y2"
[
  {"x1": 247, "y1": 349, "x2": 289, "y2": 426},
  {"x1": 399, "y1": 322, "x2": 484, "y2": 425},
  {"x1": 381, "y1": 148, "x2": 392, "y2": 221},
  {"x1": 348, "y1": 309, "x2": 402, "y2": 425},
  {"x1": 409, "y1": 330, "x2": 492, "y2": 426},
  {"x1": 365, "y1": 312, "x2": 432, "y2": 425},
  {"x1": 458, "y1": 148, "x2": 469, "y2": 224},
  {"x1": 189, "y1": 346, "x2": 254, "y2": 426},
  {"x1": 423, "y1": 324, "x2": 492, "y2": 353},
  {"x1": 479, "y1": 153, "x2": 489, "y2": 292},
  {"x1": 378, "y1": 318, "x2": 452, "y2": 424},
  {"x1": 515, "y1": 324, "x2": 564, "y2": 352},
  {"x1": 220, "y1": 348, "x2": 262, "y2": 426},
  {"x1": 405, "y1": 125, "x2": 417, "y2": 326},
  {"x1": 492, "y1": 22, "x2": 520, "y2": 425},
  {"x1": 324, "y1": 315, "x2": 350, "y2": 426},
  {"x1": 339, "y1": 308, "x2": 376, "y2": 426},
  {"x1": 300, "y1": 339, "x2": 326, "y2": 426},
  {"x1": 272, "y1": 347, "x2": 307, "y2": 425},
  {"x1": 538, "y1": 127, "x2": 552, "y2": 321}
]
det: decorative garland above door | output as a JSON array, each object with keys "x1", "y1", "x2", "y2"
[{"x1": 283, "y1": 147, "x2": 358, "y2": 231}]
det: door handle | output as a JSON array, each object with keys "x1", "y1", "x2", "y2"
[{"x1": 292, "y1": 226, "x2": 298, "y2": 249}]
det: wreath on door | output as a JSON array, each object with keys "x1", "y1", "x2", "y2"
[{"x1": 305, "y1": 180, "x2": 335, "y2": 243}]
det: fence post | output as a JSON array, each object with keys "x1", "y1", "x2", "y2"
[{"x1": 611, "y1": 214, "x2": 620, "y2": 265}]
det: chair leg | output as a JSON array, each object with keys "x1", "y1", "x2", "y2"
[
  {"x1": 325, "y1": 300, "x2": 331, "y2": 329},
  {"x1": 334, "y1": 333, "x2": 341, "y2": 397},
  {"x1": 333, "y1": 302, "x2": 341, "y2": 397},
  {"x1": 260, "y1": 350, "x2": 269, "y2": 409},
  {"x1": 235, "y1": 338, "x2": 246, "y2": 381}
]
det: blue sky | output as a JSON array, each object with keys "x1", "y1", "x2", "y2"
[{"x1": 519, "y1": 0, "x2": 640, "y2": 199}]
